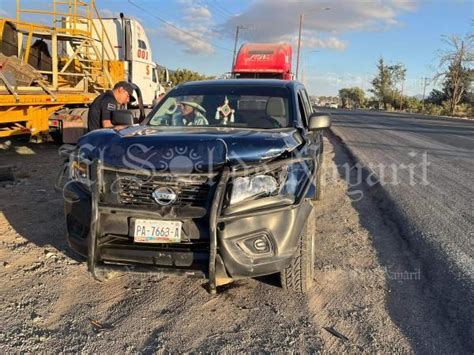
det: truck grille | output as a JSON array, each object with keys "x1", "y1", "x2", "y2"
[
  {"x1": 118, "y1": 175, "x2": 211, "y2": 208},
  {"x1": 101, "y1": 170, "x2": 215, "y2": 210}
]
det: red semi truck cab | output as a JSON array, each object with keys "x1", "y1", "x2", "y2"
[{"x1": 232, "y1": 43, "x2": 294, "y2": 80}]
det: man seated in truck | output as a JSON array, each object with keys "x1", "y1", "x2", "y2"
[
  {"x1": 172, "y1": 101, "x2": 208, "y2": 126},
  {"x1": 87, "y1": 81, "x2": 135, "y2": 132}
]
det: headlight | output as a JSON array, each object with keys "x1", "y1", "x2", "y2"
[
  {"x1": 230, "y1": 175, "x2": 278, "y2": 205},
  {"x1": 227, "y1": 161, "x2": 311, "y2": 210}
]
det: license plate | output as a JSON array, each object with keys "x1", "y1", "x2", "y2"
[{"x1": 133, "y1": 219, "x2": 182, "y2": 243}]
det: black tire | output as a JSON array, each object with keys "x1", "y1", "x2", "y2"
[
  {"x1": 50, "y1": 131, "x2": 63, "y2": 145},
  {"x1": 280, "y1": 204, "x2": 316, "y2": 293},
  {"x1": 315, "y1": 140, "x2": 324, "y2": 201}
]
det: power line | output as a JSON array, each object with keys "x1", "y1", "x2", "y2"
[
  {"x1": 127, "y1": 0, "x2": 233, "y2": 53},
  {"x1": 206, "y1": 1, "x2": 248, "y2": 43},
  {"x1": 207, "y1": 2, "x2": 232, "y2": 18},
  {"x1": 207, "y1": 2, "x2": 257, "y2": 43},
  {"x1": 231, "y1": 25, "x2": 248, "y2": 71},
  {"x1": 246, "y1": 30, "x2": 255, "y2": 42},
  {"x1": 244, "y1": 25, "x2": 257, "y2": 42},
  {"x1": 210, "y1": 0, "x2": 234, "y2": 16}
]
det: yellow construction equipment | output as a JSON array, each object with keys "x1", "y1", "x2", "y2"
[{"x1": 0, "y1": 0, "x2": 158, "y2": 142}]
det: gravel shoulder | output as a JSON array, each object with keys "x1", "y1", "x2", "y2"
[{"x1": 0, "y1": 135, "x2": 458, "y2": 352}]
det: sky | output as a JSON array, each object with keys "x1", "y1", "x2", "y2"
[{"x1": 1, "y1": 0, "x2": 472, "y2": 96}]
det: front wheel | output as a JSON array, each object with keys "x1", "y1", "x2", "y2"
[
  {"x1": 280, "y1": 205, "x2": 316, "y2": 293},
  {"x1": 314, "y1": 154, "x2": 323, "y2": 201}
]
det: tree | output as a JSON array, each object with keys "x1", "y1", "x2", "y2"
[
  {"x1": 370, "y1": 58, "x2": 392, "y2": 110},
  {"x1": 405, "y1": 96, "x2": 422, "y2": 112},
  {"x1": 338, "y1": 88, "x2": 351, "y2": 108},
  {"x1": 339, "y1": 87, "x2": 365, "y2": 108},
  {"x1": 426, "y1": 88, "x2": 447, "y2": 105},
  {"x1": 351, "y1": 87, "x2": 366, "y2": 108},
  {"x1": 392, "y1": 64, "x2": 406, "y2": 109},
  {"x1": 370, "y1": 57, "x2": 406, "y2": 110},
  {"x1": 159, "y1": 68, "x2": 215, "y2": 87},
  {"x1": 435, "y1": 33, "x2": 473, "y2": 115}
]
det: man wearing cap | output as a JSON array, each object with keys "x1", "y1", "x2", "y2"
[
  {"x1": 87, "y1": 81, "x2": 135, "y2": 132},
  {"x1": 173, "y1": 101, "x2": 208, "y2": 126}
]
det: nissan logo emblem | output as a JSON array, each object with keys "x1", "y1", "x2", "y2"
[{"x1": 152, "y1": 187, "x2": 177, "y2": 206}]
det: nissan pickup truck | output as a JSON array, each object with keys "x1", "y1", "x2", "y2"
[{"x1": 62, "y1": 79, "x2": 331, "y2": 294}]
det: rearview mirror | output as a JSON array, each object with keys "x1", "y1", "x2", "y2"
[
  {"x1": 308, "y1": 113, "x2": 331, "y2": 131},
  {"x1": 111, "y1": 110, "x2": 135, "y2": 126}
]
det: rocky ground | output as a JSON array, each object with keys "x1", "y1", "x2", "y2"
[{"x1": 0, "y1": 135, "x2": 459, "y2": 352}]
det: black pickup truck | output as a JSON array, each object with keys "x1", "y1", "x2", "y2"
[{"x1": 63, "y1": 79, "x2": 330, "y2": 293}]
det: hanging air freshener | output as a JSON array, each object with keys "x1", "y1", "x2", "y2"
[{"x1": 215, "y1": 96, "x2": 235, "y2": 125}]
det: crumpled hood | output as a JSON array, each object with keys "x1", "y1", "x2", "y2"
[{"x1": 77, "y1": 125, "x2": 303, "y2": 173}]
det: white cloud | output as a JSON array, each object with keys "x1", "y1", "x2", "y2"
[
  {"x1": 307, "y1": 37, "x2": 347, "y2": 51},
  {"x1": 280, "y1": 33, "x2": 348, "y2": 51},
  {"x1": 390, "y1": 0, "x2": 418, "y2": 11},
  {"x1": 184, "y1": 6, "x2": 212, "y2": 21},
  {"x1": 163, "y1": 24, "x2": 214, "y2": 55},
  {"x1": 220, "y1": 0, "x2": 417, "y2": 50},
  {"x1": 99, "y1": 8, "x2": 120, "y2": 18},
  {"x1": 160, "y1": 2, "x2": 215, "y2": 55}
]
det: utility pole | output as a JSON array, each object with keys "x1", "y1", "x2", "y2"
[
  {"x1": 421, "y1": 77, "x2": 429, "y2": 112},
  {"x1": 231, "y1": 25, "x2": 246, "y2": 72},
  {"x1": 296, "y1": 14, "x2": 303, "y2": 80}
]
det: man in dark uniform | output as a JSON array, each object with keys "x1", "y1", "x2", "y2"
[{"x1": 87, "y1": 81, "x2": 135, "y2": 132}]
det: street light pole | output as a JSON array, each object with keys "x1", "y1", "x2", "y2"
[
  {"x1": 296, "y1": 14, "x2": 303, "y2": 80},
  {"x1": 295, "y1": 7, "x2": 329, "y2": 81}
]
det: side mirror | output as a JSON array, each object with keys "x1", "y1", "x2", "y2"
[
  {"x1": 308, "y1": 113, "x2": 331, "y2": 131},
  {"x1": 111, "y1": 110, "x2": 135, "y2": 126}
]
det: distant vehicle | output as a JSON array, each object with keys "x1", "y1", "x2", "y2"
[
  {"x1": 328, "y1": 103, "x2": 338, "y2": 109},
  {"x1": 62, "y1": 79, "x2": 331, "y2": 294},
  {"x1": 232, "y1": 43, "x2": 294, "y2": 80}
]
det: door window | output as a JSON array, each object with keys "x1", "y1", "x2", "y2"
[
  {"x1": 138, "y1": 40, "x2": 147, "y2": 50},
  {"x1": 297, "y1": 92, "x2": 308, "y2": 127}
]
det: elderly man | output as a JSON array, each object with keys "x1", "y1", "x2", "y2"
[{"x1": 173, "y1": 101, "x2": 208, "y2": 126}]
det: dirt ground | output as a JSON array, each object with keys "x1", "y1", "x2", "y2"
[{"x1": 0, "y1": 136, "x2": 459, "y2": 352}]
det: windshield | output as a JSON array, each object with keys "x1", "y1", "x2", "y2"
[{"x1": 146, "y1": 85, "x2": 292, "y2": 129}]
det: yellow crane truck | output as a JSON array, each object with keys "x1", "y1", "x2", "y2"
[{"x1": 0, "y1": 0, "x2": 163, "y2": 143}]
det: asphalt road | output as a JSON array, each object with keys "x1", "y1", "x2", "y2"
[{"x1": 329, "y1": 109, "x2": 473, "y2": 347}]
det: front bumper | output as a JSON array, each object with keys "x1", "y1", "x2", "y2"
[{"x1": 65, "y1": 160, "x2": 314, "y2": 292}]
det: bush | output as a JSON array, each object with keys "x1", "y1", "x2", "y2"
[
  {"x1": 454, "y1": 103, "x2": 474, "y2": 118},
  {"x1": 405, "y1": 97, "x2": 422, "y2": 113},
  {"x1": 424, "y1": 103, "x2": 444, "y2": 116}
]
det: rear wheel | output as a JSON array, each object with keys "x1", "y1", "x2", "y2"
[{"x1": 280, "y1": 204, "x2": 316, "y2": 293}]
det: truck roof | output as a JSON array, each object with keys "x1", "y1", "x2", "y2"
[
  {"x1": 178, "y1": 79, "x2": 300, "y2": 89},
  {"x1": 233, "y1": 43, "x2": 292, "y2": 74}
]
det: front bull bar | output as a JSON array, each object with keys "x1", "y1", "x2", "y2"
[{"x1": 86, "y1": 160, "x2": 230, "y2": 294}]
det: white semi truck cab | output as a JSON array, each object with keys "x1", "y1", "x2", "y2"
[{"x1": 69, "y1": 13, "x2": 162, "y2": 106}]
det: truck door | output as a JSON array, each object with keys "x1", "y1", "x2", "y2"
[{"x1": 129, "y1": 20, "x2": 157, "y2": 106}]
